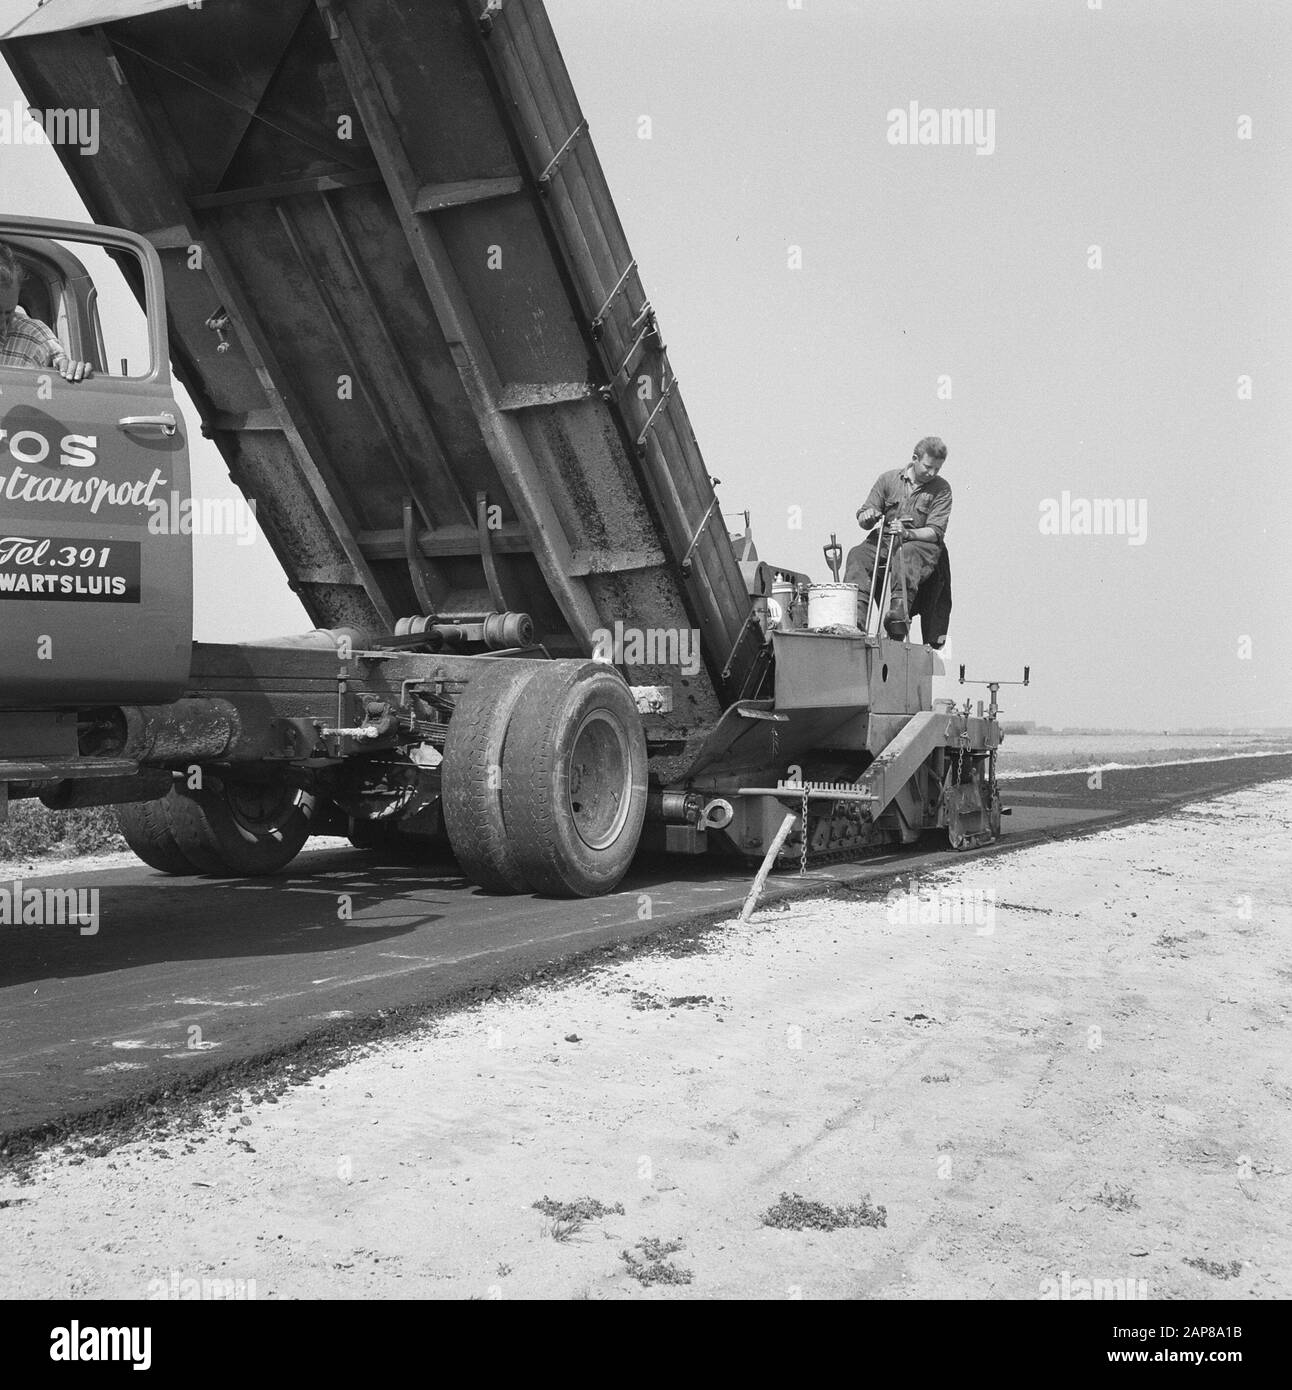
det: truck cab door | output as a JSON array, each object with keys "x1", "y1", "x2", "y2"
[{"x1": 0, "y1": 220, "x2": 191, "y2": 707}]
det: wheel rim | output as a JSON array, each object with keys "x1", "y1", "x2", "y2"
[
  {"x1": 225, "y1": 781, "x2": 303, "y2": 842},
  {"x1": 566, "y1": 710, "x2": 633, "y2": 851}
]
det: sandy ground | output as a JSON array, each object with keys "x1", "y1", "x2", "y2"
[{"x1": 1, "y1": 781, "x2": 1289, "y2": 1301}]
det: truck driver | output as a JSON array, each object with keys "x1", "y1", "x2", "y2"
[{"x1": 0, "y1": 242, "x2": 94, "y2": 382}]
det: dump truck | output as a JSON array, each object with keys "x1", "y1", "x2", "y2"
[{"x1": 0, "y1": 0, "x2": 1007, "y2": 897}]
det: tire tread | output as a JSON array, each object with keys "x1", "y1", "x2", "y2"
[
  {"x1": 441, "y1": 665, "x2": 541, "y2": 893},
  {"x1": 116, "y1": 795, "x2": 198, "y2": 875}
]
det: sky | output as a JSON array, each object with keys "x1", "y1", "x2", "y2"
[{"x1": 3, "y1": 0, "x2": 1290, "y2": 729}]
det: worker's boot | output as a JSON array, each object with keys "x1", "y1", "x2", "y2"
[{"x1": 884, "y1": 600, "x2": 909, "y2": 640}]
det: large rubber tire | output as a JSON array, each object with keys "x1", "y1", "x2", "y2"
[
  {"x1": 117, "y1": 795, "x2": 199, "y2": 875},
  {"x1": 441, "y1": 664, "x2": 543, "y2": 893},
  {"x1": 501, "y1": 662, "x2": 648, "y2": 897},
  {"x1": 162, "y1": 778, "x2": 314, "y2": 877}
]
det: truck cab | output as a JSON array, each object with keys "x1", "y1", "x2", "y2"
[{"x1": 0, "y1": 218, "x2": 191, "y2": 708}]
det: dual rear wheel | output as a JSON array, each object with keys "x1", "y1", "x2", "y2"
[
  {"x1": 116, "y1": 777, "x2": 314, "y2": 877},
  {"x1": 441, "y1": 661, "x2": 648, "y2": 897},
  {"x1": 116, "y1": 662, "x2": 648, "y2": 896}
]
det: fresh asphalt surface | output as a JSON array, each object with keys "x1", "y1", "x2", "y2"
[{"x1": 1, "y1": 754, "x2": 1289, "y2": 1140}]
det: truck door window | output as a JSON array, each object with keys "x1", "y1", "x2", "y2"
[
  {"x1": 58, "y1": 239, "x2": 153, "y2": 379},
  {"x1": 3, "y1": 237, "x2": 154, "y2": 380}
]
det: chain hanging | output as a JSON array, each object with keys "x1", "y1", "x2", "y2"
[{"x1": 799, "y1": 783, "x2": 810, "y2": 877}]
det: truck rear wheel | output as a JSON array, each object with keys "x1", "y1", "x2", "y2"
[
  {"x1": 163, "y1": 778, "x2": 314, "y2": 876},
  {"x1": 117, "y1": 794, "x2": 198, "y2": 875},
  {"x1": 441, "y1": 664, "x2": 542, "y2": 893},
  {"x1": 501, "y1": 663, "x2": 647, "y2": 897}
]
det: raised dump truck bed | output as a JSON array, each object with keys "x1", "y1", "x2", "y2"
[{"x1": 3, "y1": 0, "x2": 763, "y2": 758}]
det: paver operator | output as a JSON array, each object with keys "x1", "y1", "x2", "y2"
[{"x1": 845, "y1": 435, "x2": 951, "y2": 640}]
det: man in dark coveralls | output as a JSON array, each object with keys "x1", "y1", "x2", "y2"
[{"x1": 844, "y1": 436, "x2": 952, "y2": 642}]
